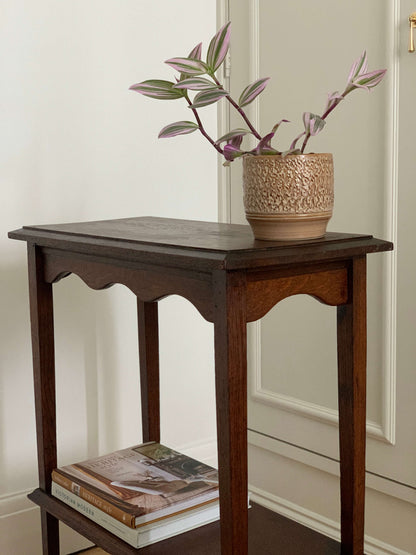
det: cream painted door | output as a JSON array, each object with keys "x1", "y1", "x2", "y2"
[{"x1": 220, "y1": 0, "x2": 415, "y2": 548}]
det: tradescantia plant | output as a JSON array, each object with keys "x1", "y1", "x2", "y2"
[{"x1": 130, "y1": 22, "x2": 386, "y2": 164}]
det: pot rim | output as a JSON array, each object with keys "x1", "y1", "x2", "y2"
[{"x1": 243, "y1": 152, "x2": 333, "y2": 160}]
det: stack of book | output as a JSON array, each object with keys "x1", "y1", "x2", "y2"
[{"x1": 52, "y1": 442, "x2": 219, "y2": 548}]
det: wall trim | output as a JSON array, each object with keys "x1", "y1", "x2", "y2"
[
  {"x1": 248, "y1": 430, "x2": 416, "y2": 506},
  {"x1": 249, "y1": 484, "x2": 412, "y2": 555},
  {"x1": 381, "y1": 0, "x2": 400, "y2": 447},
  {"x1": 0, "y1": 488, "x2": 35, "y2": 519},
  {"x1": 217, "y1": 0, "x2": 231, "y2": 224},
  {"x1": 0, "y1": 488, "x2": 93, "y2": 554}
]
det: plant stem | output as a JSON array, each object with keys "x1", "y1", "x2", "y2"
[
  {"x1": 300, "y1": 91, "x2": 349, "y2": 153},
  {"x1": 211, "y1": 75, "x2": 262, "y2": 140},
  {"x1": 185, "y1": 94, "x2": 224, "y2": 155}
]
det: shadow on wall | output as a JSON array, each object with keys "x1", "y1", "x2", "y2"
[
  {"x1": 0, "y1": 259, "x2": 36, "y2": 493},
  {"x1": 52, "y1": 276, "x2": 139, "y2": 464},
  {"x1": 0, "y1": 262, "x2": 135, "y2": 493},
  {"x1": 1, "y1": 255, "x2": 216, "y2": 499}
]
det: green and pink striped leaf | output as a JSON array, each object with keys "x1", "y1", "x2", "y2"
[
  {"x1": 347, "y1": 50, "x2": 368, "y2": 82},
  {"x1": 345, "y1": 51, "x2": 386, "y2": 93},
  {"x1": 352, "y1": 69, "x2": 387, "y2": 90},
  {"x1": 206, "y1": 21, "x2": 231, "y2": 72},
  {"x1": 158, "y1": 121, "x2": 199, "y2": 138},
  {"x1": 223, "y1": 140, "x2": 244, "y2": 161},
  {"x1": 174, "y1": 77, "x2": 218, "y2": 91},
  {"x1": 303, "y1": 112, "x2": 326, "y2": 136},
  {"x1": 324, "y1": 91, "x2": 344, "y2": 112},
  {"x1": 289, "y1": 131, "x2": 305, "y2": 151},
  {"x1": 251, "y1": 132, "x2": 280, "y2": 155},
  {"x1": 165, "y1": 57, "x2": 208, "y2": 76},
  {"x1": 129, "y1": 80, "x2": 184, "y2": 100},
  {"x1": 216, "y1": 128, "x2": 252, "y2": 145},
  {"x1": 188, "y1": 43, "x2": 202, "y2": 61},
  {"x1": 271, "y1": 119, "x2": 290, "y2": 133},
  {"x1": 238, "y1": 77, "x2": 270, "y2": 107},
  {"x1": 179, "y1": 43, "x2": 203, "y2": 80},
  {"x1": 282, "y1": 148, "x2": 302, "y2": 157},
  {"x1": 188, "y1": 89, "x2": 229, "y2": 109}
]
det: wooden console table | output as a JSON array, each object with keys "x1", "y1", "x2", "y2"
[{"x1": 9, "y1": 217, "x2": 392, "y2": 555}]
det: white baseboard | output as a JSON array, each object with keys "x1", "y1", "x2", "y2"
[
  {"x1": 0, "y1": 488, "x2": 34, "y2": 518},
  {"x1": 180, "y1": 438, "x2": 414, "y2": 554},
  {"x1": 249, "y1": 485, "x2": 412, "y2": 555}
]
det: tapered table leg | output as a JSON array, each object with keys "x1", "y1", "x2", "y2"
[
  {"x1": 137, "y1": 300, "x2": 160, "y2": 443},
  {"x1": 337, "y1": 256, "x2": 367, "y2": 555},
  {"x1": 213, "y1": 271, "x2": 248, "y2": 555},
  {"x1": 27, "y1": 244, "x2": 59, "y2": 555}
]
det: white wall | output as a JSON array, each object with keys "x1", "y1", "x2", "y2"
[{"x1": 0, "y1": 2, "x2": 218, "y2": 553}]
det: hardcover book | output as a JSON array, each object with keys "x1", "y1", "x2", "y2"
[
  {"x1": 52, "y1": 442, "x2": 219, "y2": 528},
  {"x1": 52, "y1": 482, "x2": 219, "y2": 548}
]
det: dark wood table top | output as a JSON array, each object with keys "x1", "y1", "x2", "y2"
[{"x1": 9, "y1": 216, "x2": 393, "y2": 271}]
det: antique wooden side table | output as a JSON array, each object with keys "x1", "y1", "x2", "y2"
[{"x1": 9, "y1": 217, "x2": 393, "y2": 555}]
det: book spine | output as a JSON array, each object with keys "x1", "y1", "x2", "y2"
[
  {"x1": 52, "y1": 482, "x2": 221, "y2": 549},
  {"x1": 52, "y1": 483, "x2": 139, "y2": 547},
  {"x1": 51, "y1": 470, "x2": 136, "y2": 528}
]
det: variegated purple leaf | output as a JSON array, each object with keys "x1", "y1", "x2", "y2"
[
  {"x1": 180, "y1": 43, "x2": 203, "y2": 80},
  {"x1": 238, "y1": 77, "x2": 270, "y2": 107},
  {"x1": 256, "y1": 145, "x2": 280, "y2": 155},
  {"x1": 347, "y1": 50, "x2": 368, "y2": 83},
  {"x1": 158, "y1": 121, "x2": 199, "y2": 139},
  {"x1": 303, "y1": 112, "x2": 326, "y2": 136},
  {"x1": 223, "y1": 143, "x2": 244, "y2": 161},
  {"x1": 282, "y1": 149, "x2": 301, "y2": 158},
  {"x1": 216, "y1": 128, "x2": 252, "y2": 145},
  {"x1": 352, "y1": 69, "x2": 387, "y2": 90},
  {"x1": 174, "y1": 77, "x2": 218, "y2": 91},
  {"x1": 188, "y1": 42, "x2": 202, "y2": 61},
  {"x1": 289, "y1": 131, "x2": 306, "y2": 151},
  {"x1": 252, "y1": 132, "x2": 279, "y2": 155},
  {"x1": 271, "y1": 119, "x2": 290, "y2": 133},
  {"x1": 251, "y1": 121, "x2": 287, "y2": 154},
  {"x1": 165, "y1": 57, "x2": 208, "y2": 75},
  {"x1": 129, "y1": 80, "x2": 184, "y2": 100},
  {"x1": 206, "y1": 21, "x2": 231, "y2": 72},
  {"x1": 324, "y1": 91, "x2": 344, "y2": 112},
  {"x1": 188, "y1": 89, "x2": 228, "y2": 109},
  {"x1": 228, "y1": 134, "x2": 244, "y2": 149}
]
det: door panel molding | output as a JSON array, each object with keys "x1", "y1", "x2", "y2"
[
  {"x1": 381, "y1": 0, "x2": 400, "y2": 447},
  {"x1": 236, "y1": 0, "x2": 399, "y2": 445},
  {"x1": 248, "y1": 322, "x2": 388, "y2": 441},
  {"x1": 217, "y1": 0, "x2": 231, "y2": 223}
]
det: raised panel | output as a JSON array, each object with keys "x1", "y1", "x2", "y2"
[{"x1": 227, "y1": 0, "x2": 398, "y2": 457}]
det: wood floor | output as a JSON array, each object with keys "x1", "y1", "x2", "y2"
[
  {"x1": 71, "y1": 509, "x2": 340, "y2": 554},
  {"x1": 77, "y1": 550, "x2": 107, "y2": 555}
]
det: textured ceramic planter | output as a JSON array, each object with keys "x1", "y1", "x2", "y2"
[{"x1": 242, "y1": 153, "x2": 334, "y2": 241}]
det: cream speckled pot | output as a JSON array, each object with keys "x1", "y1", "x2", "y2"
[{"x1": 242, "y1": 153, "x2": 334, "y2": 241}]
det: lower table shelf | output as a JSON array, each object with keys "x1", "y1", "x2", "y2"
[{"x1": 29, "y1": 489, "x2": 341, "y2": 554}]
